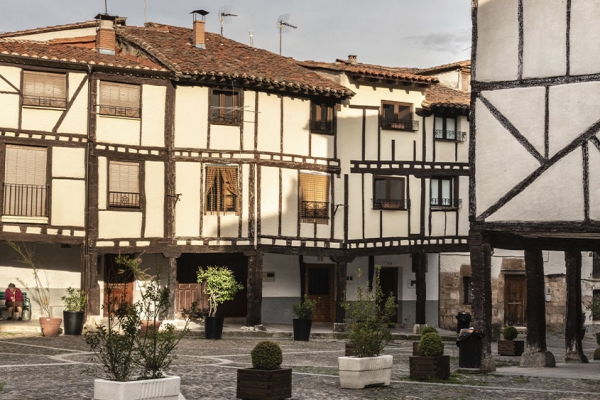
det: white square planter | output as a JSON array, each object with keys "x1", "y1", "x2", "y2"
[
  {"x1": 338, "y1": 355, "x2": 393, "y2": 389},
  {"x1": 94, "y1": 376, "x2": 182, "y2": 400}
]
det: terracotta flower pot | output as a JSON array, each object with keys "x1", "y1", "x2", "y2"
[
  {"x1": 39, "y1": 317, "x2": 62, "y2": 337},
  {"x1": 140, "y1": 320, "x2": 162, "y2": 334}
]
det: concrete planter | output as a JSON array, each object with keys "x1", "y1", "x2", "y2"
[
  {"x1": 94, "y1": 376, "x2": 181, "y2": 400},
  {"x1": 338, "y1": 355, "x2": 393, "y2": 389}
]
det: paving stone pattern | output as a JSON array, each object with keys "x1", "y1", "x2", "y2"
[{"x1": 0, "y1": 333, "x2": 599, "y2": 399}]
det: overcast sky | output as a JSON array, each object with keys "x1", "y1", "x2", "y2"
[{"x1": 0, "y1": 0, "x2": 472, "y2": 68}]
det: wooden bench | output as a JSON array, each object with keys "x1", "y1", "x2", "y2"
[{"x1": 0, "y1": 291, "x2": 32, "y2": 320}]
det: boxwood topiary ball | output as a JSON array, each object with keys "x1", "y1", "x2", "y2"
[
  {"x1": 418, "y1": 332, "x2": 444, "y2": 357},
  {"x1": 421, "y1": 326, "x2": 438, "y2": 335},
  {"x1": 251, "y1": 340, "x2": 282, "y2": 370},
  {"x1": 503, "y1": 326, "x2": 518, "y2": 341}
]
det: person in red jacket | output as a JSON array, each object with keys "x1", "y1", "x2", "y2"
[{"x1": 6, "y1": 283, "x2": 23, "y2": 321}]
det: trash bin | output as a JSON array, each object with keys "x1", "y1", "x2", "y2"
[
  {"x1": 456, "y1": 328, "x2": 484, "y2": 370},
  {"x1": 456, "y1": 311, "x2": 471, "y2": 333}
]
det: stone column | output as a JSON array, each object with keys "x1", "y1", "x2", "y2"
[
  {"x1": 162, "y1": 252, "x2": 180, "y2": 319},
  {"x1": 413, "y1": 252, "x2": 427, "y2": 325},
  {"x1": 520, "y1": 249, "x2": 555, "y2": 367},
  {"x1": 331, "y1": 256, "x2": 354, "y2": 323},
  {"x1": 246, "y1": 251, "x2": 263, "y2": 327},
  {"x1": 469, "y1": 224, "x2": 495, "y2": 372},
  {"x1": 565, "y1": 250, "x2": 588, "y2": 363}
]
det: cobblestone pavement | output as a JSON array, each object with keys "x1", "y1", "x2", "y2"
[{"x1": 0, "y1": 333, "x2": 599, "y2": 399}]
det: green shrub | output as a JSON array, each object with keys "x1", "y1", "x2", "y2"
[
  {"x1": 292, "y1": 295, "x2": 316, "y2": 320},
  {"x1": 503, "y1": 326, "x2": 518, "y2": 341},
  {"x1": 418, "y1": 332, "x2": 444, "y2": 357},
  {"x1": 251, "y1": 341, "x2": 282, "y2": 370},
  {"x1": 421, "y1": 326, "x2": 438, "y2": 335},
  {"x1": 595, "y1": 332, "x2": 600, "y2": 346}
]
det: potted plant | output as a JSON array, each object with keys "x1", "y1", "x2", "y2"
[
  {"x1": 594, "y1": 332, "x2": 600, "y2": 361},
  {"x1": 237, "y1": 340, "x2": 292, "y2": 400},
  {"x1": 61, "y1": 287, "x2": 87, "y2": 335},
  {"x1": 338, "y1": 266, "x2": 396, "y2": 389},
  {"x1": 409, "y1": 331, "x2": 450, "y2": 380},
  {"x1": 412, "y1": 326, "x2": 438, "y2": 356},
  {"x1": 8, "y1": 242, "x2": 62, "y2": 337},
  {"x1": 86, "y1": 254, "x2": 195, "y2": 400},
  {"x1": 292, "y1": 295, "x2": 316, "y2": 341},
  {"x1": 197, "y1": 266, "x2": 243, "y2": 340},
  {"x1": 498, "y1": 326, "x2": 524, "y2": 356}
]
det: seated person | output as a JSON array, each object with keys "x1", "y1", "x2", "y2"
[{"x1": 6, "y1": 283, "x2": 23, "y2": 321}]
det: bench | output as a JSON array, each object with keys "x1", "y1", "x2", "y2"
[{"x1": 0, "y1": 291, "x2": 32, "y2": 320}]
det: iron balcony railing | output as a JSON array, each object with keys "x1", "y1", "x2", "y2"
[
  {"x1": 108, "y1": 191, "x2": 140, "y2": 208},
  {"x1": 2, "y1": 183, "x2": 48, "y2": 217},
  {"x1": 301, "y1": 201, "x2": 329, "y2": 219},
  {"x1": 430, "y1": 198, "x2": 462, "y2": 209},
  {"x1": 210, "y1": 111, "x2": 241, "y2": 125},
  {"x1": 380, "y1": 117, "x2": 419, "y2": 131},
  {"x1": 206, "y1": 193, "x2": 238, "y2": 212},
  {"x1": 22, "y1": 95, "x2": 67, "y2": 109},
  {"x1": 309, "y1": 121, "x2": 334, "y2": 134},
  {"x1": 372, "y1": 198, "x2": 409, "y2": 210},
  {"x1": 434, "y1": 129, "x2": 467, "y2": 142},
  {"x1": 99, "y1": 104, "x2": 141, "y2": 118}
]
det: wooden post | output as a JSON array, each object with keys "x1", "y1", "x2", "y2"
[
  {"x1": 413, "y1": 252, "x2": 427, "y2": 325},
  {"x1": 84, "y1": 251, "x2": 100, "y2": 316},
  {"x1": 469, "y1": 224, "x2": 494, "y2": 371},
  {"x1": 565, "y1": 250, "x2": 588, "y2": 363},
  {"x1": 246, "y1": 251, "x2": 263, "y2": 326},
  {"x1": 331, "y1": 256, "x2": 353, "y2": 323},
  {"x1": 162, "y1": 253, "x2": 180, "y2": 320}
]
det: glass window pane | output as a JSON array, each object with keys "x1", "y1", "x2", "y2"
[
  {"x1": 441, "y1": 179, "x2": 451, "y2": 199},
  {"x1": 389, "y1": 179, "x2": 404, "y2": 199},
  {"x1": 374, "y1": 179, "x2": 387, "y2": 199},
  {"x1": 431, "y1": 179, "x2": 439, "y2": 202},
  {"x1": 447, "y1": 118, "x2": 456, "y2": 131}
]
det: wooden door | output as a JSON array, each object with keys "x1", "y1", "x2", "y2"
[
  {"x1": 379, "y1": 267, "x2": 398, "y2": 323},
  {"x1": 305, "y1": 264, "x2": 334, "y2": 322},
  {"x1": 504, "y1": 275, "x2": 527, "y2": 326},
  {"x1": 103, "y1": 254, "x2": 135, "y2": 317}
]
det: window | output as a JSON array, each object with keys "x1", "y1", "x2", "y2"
[
  {"x1": 435, "y1": 117, "x2": 458, "y2": 140},
  {"x1": 108, "y1": 161, "x2": 140, "y2": 208},
  {"x1": 463, "y1": 277, "x2": 472, "y2": 305},
  {"x1": 310, "y1": 102, "x2": 335, "y2": 134},
  {"x1": 22, "y1": 71, "x2": 66, "y2": 108},
  {"x1": 2, "y1": 145, "x2": 48, "y2": 217},
  {"x1": 431, "y1": 177, "x2": 459, "y2": 208},
  {"x1": 373, "y1": 176, "x2": 406, "y2": 210},
  {"x1": 593, "y1": 253, "x2": 600, "y2": 278},
  {"x1": 380, "y1": 101, "x2": 417, "y2": 131},
  {"x1": 99, "y1": 81, "x2": 141, "y2": 118},
  {"x1": 299, "y1": 173, "x2": 330, "y2": 224},
  {"x1": 205, "y1": 166, "x2": 239, "y2": 213},
  {"x1": 592, "y1": 290, "x2": 600, "y2": 321},
  {"x1": 210, "y1": 89, "x2": 241, "y2": 125}
]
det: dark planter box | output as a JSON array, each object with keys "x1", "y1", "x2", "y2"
[
  {"x1": 292, "y1": 319, "x2": 312, "y2": 341},
  {"x1": 205, "y1": 316, "x2": 224, "y2": 340},
  {"x1": 498, "y1": 340, "x2": 525, "y2": 356},
  {"x1": 63, "y1": 311, "x2": 85, "y2": 335},
  {"x1": 409, "y1": 355, "x2": 450, "y2": 380},
  {"x1": 237, "y1": 368, "x2": 292, "y2": 400},
  {"x1": 413, "y1": 341, "x2": 419, "y2": 356},
  {"x1": 345, "y1": 342, "x2": 354, "y2": 357}
]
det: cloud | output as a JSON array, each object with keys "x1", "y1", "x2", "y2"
[{"x1": 405, "y1": 29, "x2": 471, "y2": 54}]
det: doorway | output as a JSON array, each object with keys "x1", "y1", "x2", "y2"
[
  {"x1": 103, "y1": 254, "x2": 135, "y2": 317},
  {"x1": 305, "y1": 264, "x2": 334, "y2": 322},
  {"x1": 504, "y1": 275, "x2": 527, "y2": 326},
  {"x1": 379, "y1": 267, "x2": 398, "y2": 323}
]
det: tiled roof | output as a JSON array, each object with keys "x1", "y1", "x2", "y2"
[
  {"x1": 416, "y1": 60, "x2": 471, "y2": 75},
  {"x1": 0, "y1": 39, "x2": 166, "y2": 71},
  {"x1": 117, "y1": 24, "x2": 354, "y2": 98},
  {"x1": 423, "y1": 84, "x2": 470, "y2": 112},
  {"x1": 0, "y1": 19, "x2": 126, "y2": 39},
  {"x1": 299, "y1": 59, "x2": 438, "y2": 84}
]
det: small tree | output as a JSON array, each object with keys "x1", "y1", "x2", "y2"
[{"x1": 197, "y1": 266, "x2": 243, "y2": 318}]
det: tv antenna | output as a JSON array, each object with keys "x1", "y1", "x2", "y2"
[
  {"x1": 219, "y1": 6, "x2": 237, "y2": 36},
  {"x1": 104, "y1": 0, "x2": 108, "y2": 14},
  {"x1": 277, "y1": 14, "x2": 297, "y2": 55}
]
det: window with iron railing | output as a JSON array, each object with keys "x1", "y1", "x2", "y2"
[
  {"x1": 22, "y1": 71, "x2": 67, "y2": 109},
  {"x1": 431, "y1": 177, "x2": 461, "y2": 209},
  {"x1": 300, "y1": 173, "x2": 330, "y2": 224},
  {"x1": 210, "y1": 89, "x2": 241, "y2": 126},
  {"x1": 3, "y1": 145, "x2": 48, "y2": 218},
  {"x1": 2, "y1": 183, "x2": 48, "y2": 217},
  {"x1": 108, "y1": 161, "x2": 140, "y2": 209},
  {"x1": 99, "y1": 81, "x2": 141, "y2": 118},
  {"x1": 434, "y1": 117, "x2": 466, "y2": 142},
  {"x1": 380, "y1": 102, "x2": 418, "y2": 131},
  {"x1": 373, "y1": 176, "x2": 407, "y2": 210},
  {"x1": 310, "y1": 102, "x2": 335, "y2": 134}
]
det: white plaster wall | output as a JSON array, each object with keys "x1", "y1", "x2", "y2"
[
  {"x1": 380, "y1": 131, "x2": 419, "y2": 161},
  {"x1": 475, "y1": 0, "x2": 519, "y2": 82},
  {"x1": 144, "y1": 161, "x2": 164, "y2": 238},
  {"x1": 98, "y1": 211, "x2": 142, "y2": 238},
  {"x1": 242, "y1": 91, "x2": 257, "y2": 151},
  {"x1": 280, "y1": 168, "x2": 298, "y2": 237},
  {"x1": 381, "y1": 209, "x2": 409, "y2": 237},
  {"x1": 310, "y1": 133, "x2": 334, "y2": 158},
  {"x1": 434, "y1": 70, "x2": 461, "y2": 90},
  {"x1": 456, "y1": 117, "x2": 469, "y2": 162},
  {"x1": 261, "y1": 253, "x2": 301, "y2": 297},
  {"x1": 174, "y1": 86, "x2": 208, "y2": 149},
  {"x1": 0, "y1": 66, "x2": 20, "y2": 128},
  {"x1": 141, "y1": 85, "x2": 166, "y2": 147},
  {"x1": 257, "y1": 93, "x2": 281, "y2": 153},
  {"x1": 336, "y1": 106, "x2": 364, "y2": 174},
  {"x1": 58, "y1": 72, "x2": 88, "y2": 135},
  {"x1": 98, "y1": 156, "x2": 107, "y2": 210},
  {"x1": 241, "y1": 164, "x2": 250, "y2": 237},
  {"x1": 96, "y1": 116, "x2": 140, "y2": 145},
  {"x1": 282, "y1": 97, "x2": 309, "y2": 155},
  {"x1": 210, "y1": 124, "x2": 240, "y2": 150},
  {"x1": 522, "y1": 0, "x2": 567, "y2": 79},
  {"x1": 260, "y1": 166, "x2": 280, "y2": 236},
  {"x1": 458, "y1": 176, "x2": 469, "y2": 236},
  {"x1": 345, "y1": 257, "x2": 370, "y2": 301},
  {"x1": 589, "y1": 147, "x2": 600, "y2": 221},
  {"x1": 364, "y1": 111, "x2": 380, "y2": 161},
  {"x1": 430, "y1": 212, "x2": 457, "y2": 237},
  {"x1": 52, "y1": 147, "x2": 85, "y2": 178},
  {"x1": 21, "y1": 108, "x2": 63, "y2": 132},
  {"x1": 409, "y1": 176, "x2": 422, "y2": 235},
  {"x1": 363, "y1": 177, "x2": 380, "y2": 239},
  {"x1": 51, "y1": 179, "x2": 85, "y2": 227},
  {"x1": 175, "y1": 162, "x2": 200, "y2": 237},
  {"x1": 10, "y1": 27, "x2": 96, "y2": 41},
  {"x1": 570, "y1": 0, "x2": 600, "y2": 76},
  {"x1": 434, "y1": 141, "x2": 458, "y2": 163}
]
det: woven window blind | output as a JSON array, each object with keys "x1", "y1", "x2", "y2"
[
  {"x1": 99, "y1": 82, "x2": 141, "y2": 118},
  {"x1": 109, "y1": 161, "x2": 139, "y2": 193},
  {"x1": 205, "y1": 166, "x2": 239, "y2": 213},
  {"x1": 4, "y1": 145, "x2": 47, "y2": 185},
  {"x1": 300, "y1": 173, "x2": 329, "y2": 223},
  {"x1": 22, "y1": 71, "x2": 66, "y2": 107}
]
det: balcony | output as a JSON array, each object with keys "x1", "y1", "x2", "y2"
[
  {"x1": 99, "y1": 104, "x2": 141, "y2": 118},
  {"x1": 430, "y1": 198, "x2": 462, "y2": 209},
  {"x1": 372, "y1": 198, "x2": 409, "y2": 210},
  {"x1": 309, "y1": 121, "x2": 334, "y2": 134},
  {"x1": 380, "y1": 117, "x2": 419, "y2": 132},
  {"x1": 434, "y1": 129, "x2": 467, "y2": 142},
  {"x1": 2, "y1": 183, "x2": 48, "y2": 217},
  {"x1": 23, "y1": 95, "x2": 66, "y2": 109},
  {"x1": 108, "y1": 191, "x2": 140, "y2": 208},
  {"x1": 301, "y1": 201, "x2": 329, "y2": 220}
]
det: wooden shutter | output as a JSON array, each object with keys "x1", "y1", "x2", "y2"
[
  {"x1": 205, "y1": 165, "x2": 238, "y2": 213},
  {"x1": 22, "y1": 71, "x2": 66, "y2": 107},
  {"x1": 4, "y1": 145, "x2": 47, "y2": 185},
  {"x1": 109, "y1": 161, "x2": 139, "y2": 193},
  {"x1": 300, "y1": 173, "x2": 329, "y2": 223},
  {"x1": 99, "y1": 82, "x2": 140, "y2": 118}
]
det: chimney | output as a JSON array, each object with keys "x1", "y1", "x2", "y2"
[
  {"x1": 191, "y1": 9, "x2": 209, "y2": 49},
  {"x1": 348, "y1": 55, "x2": 357, "y2": 65},
  {"x1": 95, "y1": 14, "x2": 117, "y2": 55}
]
